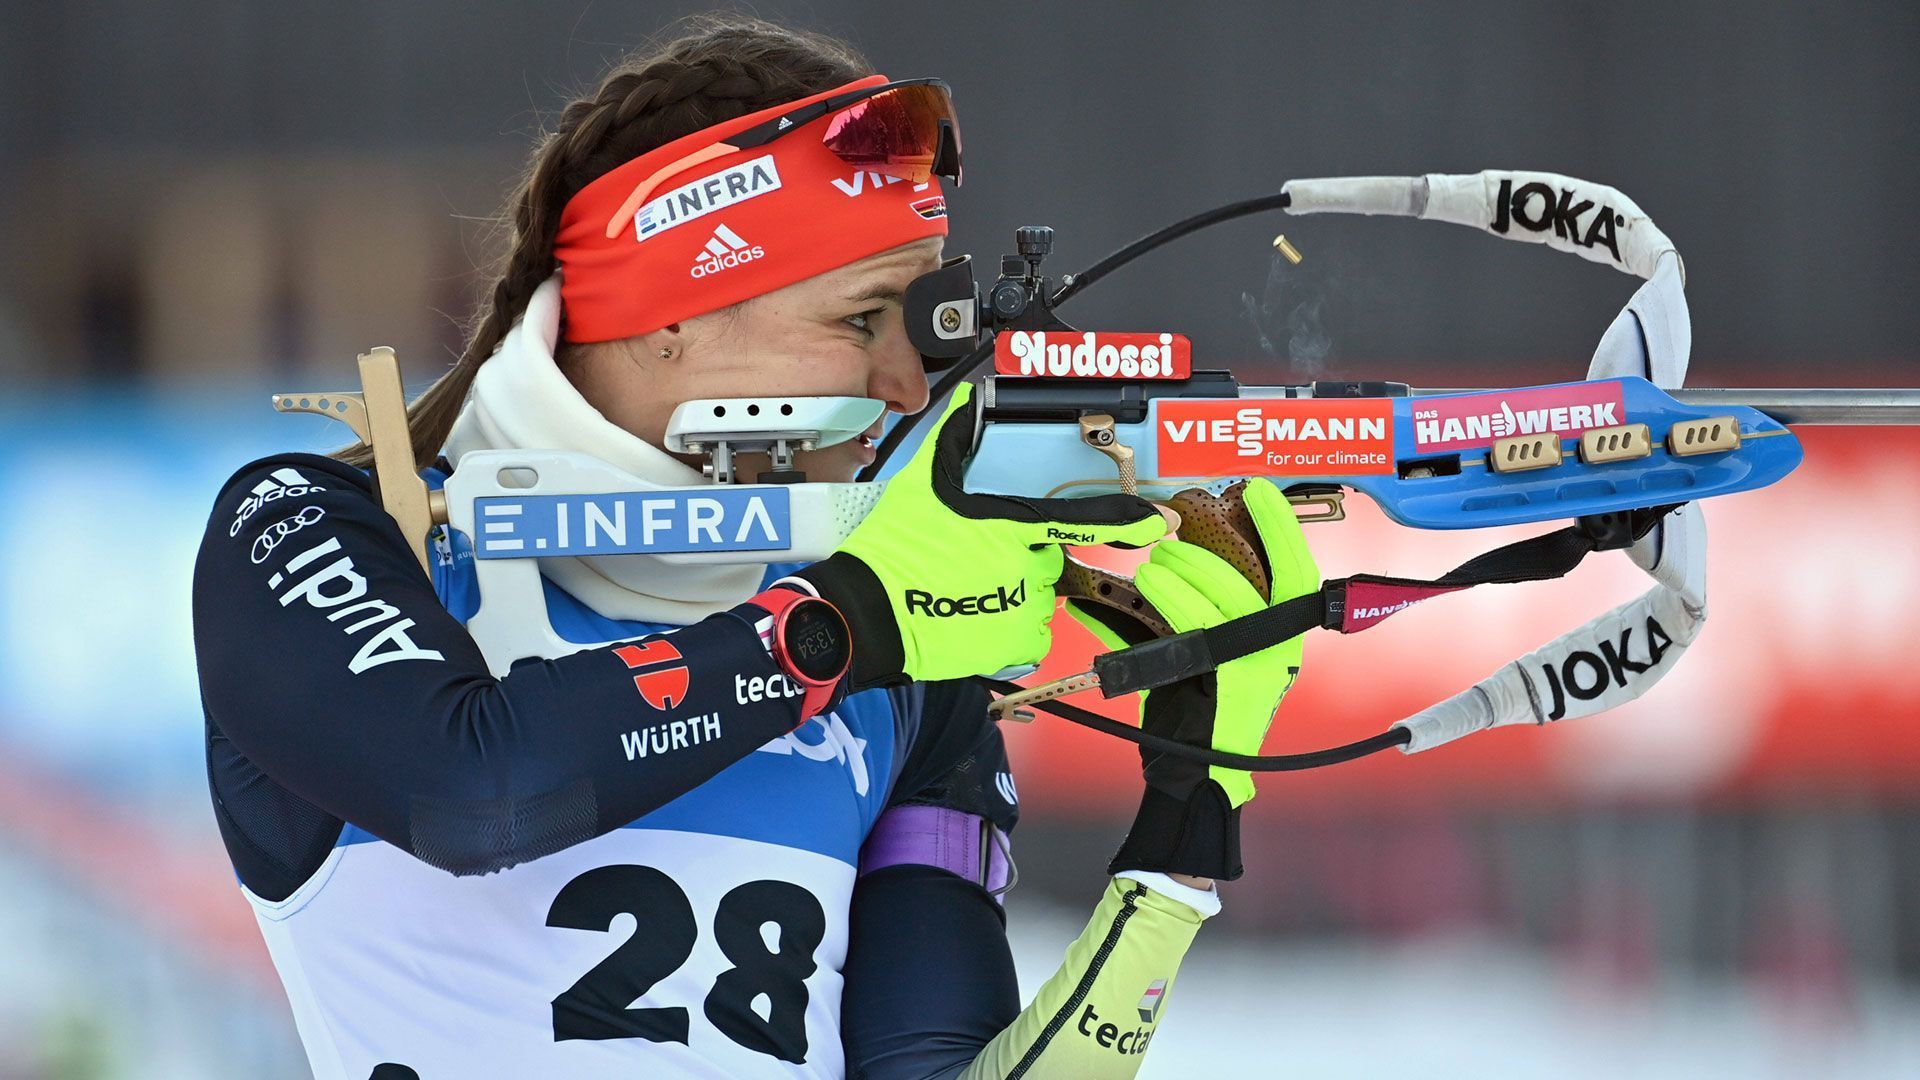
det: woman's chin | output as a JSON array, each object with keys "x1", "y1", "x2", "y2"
[{"x1": 793, "y1": 448, "x2": 859, "y2": 484}]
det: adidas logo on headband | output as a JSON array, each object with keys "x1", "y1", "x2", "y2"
[{"x1": 689, "y1": 224, "x2": 766, "y2": 279}]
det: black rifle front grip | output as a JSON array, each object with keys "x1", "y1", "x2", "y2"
[{"x1": 1089, "y1": 588, "x2": 1336, "y2": 697}]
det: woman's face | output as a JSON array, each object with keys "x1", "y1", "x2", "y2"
[{"x1": 566, "y1": 236, "x2": 944, "y2": 484}]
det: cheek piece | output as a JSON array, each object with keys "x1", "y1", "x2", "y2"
[{"x1": 555, "y1": 74, "x2": 953, "y2": 345}]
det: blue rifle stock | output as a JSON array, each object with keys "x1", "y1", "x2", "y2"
[{"x1": 965, "y1": 375, "x2": 1805, "y2": 530}]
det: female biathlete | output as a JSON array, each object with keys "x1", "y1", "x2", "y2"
[{"x1": 192, "y1": 16, "x2": 1316, "y2": 1079}]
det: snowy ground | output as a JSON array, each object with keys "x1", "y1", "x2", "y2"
[{"x1": 1005, "y1": 904, "x2": 1920, "y2": 1079}]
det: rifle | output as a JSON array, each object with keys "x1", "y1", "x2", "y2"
[{"x1": 279, "y1": 170, "x2": 1920, "y2": 771}]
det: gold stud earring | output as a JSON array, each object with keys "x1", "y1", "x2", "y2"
[{"x1": 658, "y1": 346, "x2": 674, "y2": 360}]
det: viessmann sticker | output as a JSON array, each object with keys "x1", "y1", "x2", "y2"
[
  {"x1": 1156, "y1": 400, "x2": 1395, "y2": 476},
  {"x1": 994, "y1": 331, "x2": 1191, "y2": 379},
  {"x1": 1413, "y1": 382, "x2": 1627, "y2": 453}
]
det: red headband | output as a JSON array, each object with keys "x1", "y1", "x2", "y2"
[{"x1": 555, "y1": 74, "x2": 950, "y2": 343}]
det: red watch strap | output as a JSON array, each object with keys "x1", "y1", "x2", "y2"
[{"x1": 745, "y1": 587, "x2": 847, "y2": 722}]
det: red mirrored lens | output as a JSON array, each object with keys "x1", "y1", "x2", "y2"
[{"x1": 821, "y1": 83, "x2": 959, "y2": 184}]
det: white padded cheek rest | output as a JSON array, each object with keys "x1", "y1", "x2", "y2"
[
  {"x1": 1280, "y1": 175, "x2": 1428, "y2": 218},
  {"x1": 1283, "y1": 171, "x2": 1680, "y2": 282}
]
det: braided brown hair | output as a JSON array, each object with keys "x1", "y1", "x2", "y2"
[{"x1": 339, "y1": 14, "x2": 870, "y2": 469}]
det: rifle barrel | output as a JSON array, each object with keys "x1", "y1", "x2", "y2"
[{"x1": 1411, "y1": 388, "x2": 1920, "y2": 426}]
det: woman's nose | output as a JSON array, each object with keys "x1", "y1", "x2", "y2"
[{"x1": 868, "y1": 328, "x2": 931, "y2": 415}]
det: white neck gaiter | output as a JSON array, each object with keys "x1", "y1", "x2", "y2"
[{"x1": 443, "y1": 275, "x2": 765, "y2": 625}]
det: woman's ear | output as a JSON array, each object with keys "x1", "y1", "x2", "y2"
[{"x1": 638, "y1": 322, "x2": 687, "y2": 363}]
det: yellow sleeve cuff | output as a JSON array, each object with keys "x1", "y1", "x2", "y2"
[{"x1": 961, "y1": 877, "x2": 1205, "y2": 1079}]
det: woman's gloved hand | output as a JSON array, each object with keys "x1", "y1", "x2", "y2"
[
  {"x1": 795, "y1": 384, "x2": 1167, "y2": 689},
  {"x1": 1068, "y1": 477, "x2": 1319, "y2": 880}
]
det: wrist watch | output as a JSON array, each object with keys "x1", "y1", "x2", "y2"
[{"x1": 745, "y1": 587, "x2": 853, "y2": 721}]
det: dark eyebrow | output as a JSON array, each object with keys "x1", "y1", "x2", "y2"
[{"x1": 841, "y1": 283, "x2": 904, "y2": 306}]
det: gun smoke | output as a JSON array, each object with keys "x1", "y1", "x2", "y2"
[{"x1": 1240, "y1": 250, "x2": 1336, "y2": 378}]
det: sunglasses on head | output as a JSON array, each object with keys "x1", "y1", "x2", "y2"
[{"x1": 604, "y1": 78, "x2": 963, "y2": 239}]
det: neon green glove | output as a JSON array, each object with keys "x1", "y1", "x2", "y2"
[
  {"x1": 797, "y1": 384, "x2": 1166, "y2": 689},
  {"x1": 1071, "y1": 477, "x2": 1318, "y2": 879}
]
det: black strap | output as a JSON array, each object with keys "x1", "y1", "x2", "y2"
[
  {"x1": 976, "y1": 677, "x2": 1411, "y2": 770},
  {"x1": 977, "y1": 505, "x2": 1678, "y2": 773},
  {"x1": 1092, "y1": 505, "x2": 1678, "y2": 698}
]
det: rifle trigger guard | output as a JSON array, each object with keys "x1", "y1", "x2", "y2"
[{"x1": 1078, "y1": 413, "x2": 1137, "y2": 496}]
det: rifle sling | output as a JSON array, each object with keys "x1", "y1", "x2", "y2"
[{"x1": 1092, "y1": 504, "x2": 1678, "y2": 698}]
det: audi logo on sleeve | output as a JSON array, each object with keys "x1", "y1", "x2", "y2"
[
  {"x1": 251, "y1": 505, "x2": 326, "y2": 564},
  {"x1": 265, "y1": 536, "x2": 446, "y2": 674}
]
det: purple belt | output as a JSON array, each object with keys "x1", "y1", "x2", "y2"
[{"x1": 858, "y1": 805, "x2": 1014, "y2": 901}]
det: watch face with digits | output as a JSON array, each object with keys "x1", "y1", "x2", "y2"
[{"x1": 781, "y1": 598, "x2": 851, "y2": 685}]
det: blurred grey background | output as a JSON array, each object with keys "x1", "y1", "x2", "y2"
[
  {"x1": 6, "y1": 0, "x2": 1917, "y2": 387},
  {"x1": 3, "y1": 2, "x2": 1918, "y2": 1077}
]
